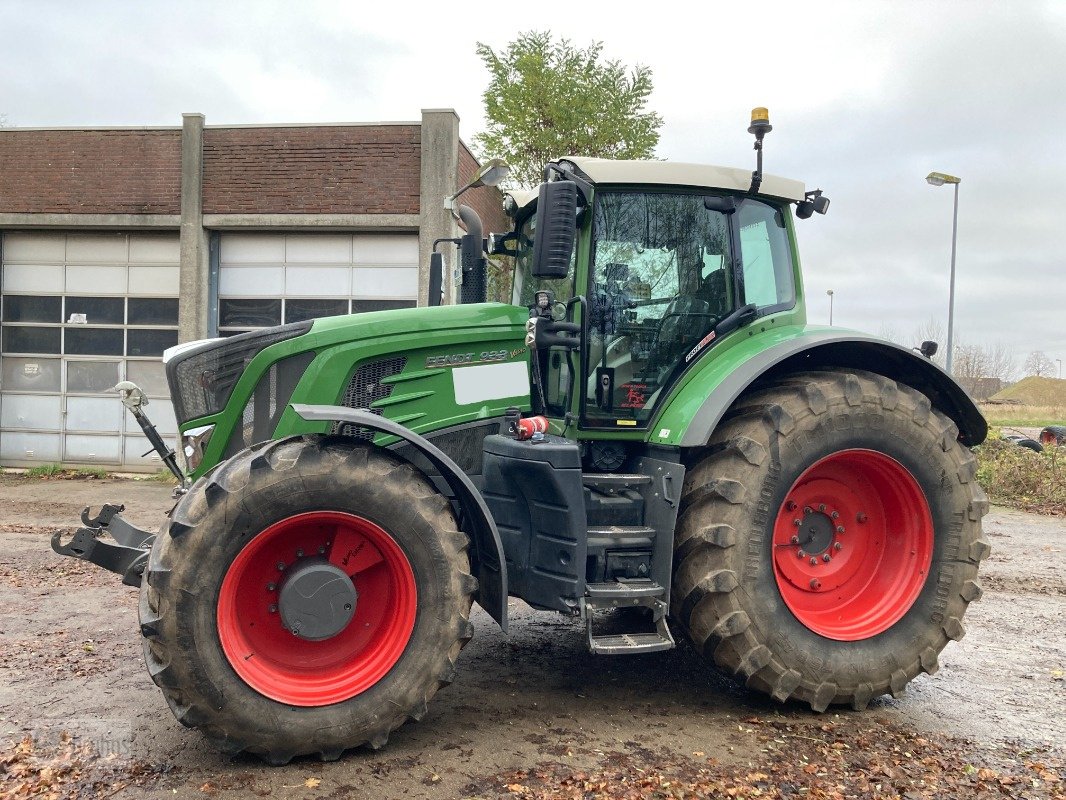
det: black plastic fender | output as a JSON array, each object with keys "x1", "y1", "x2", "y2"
[
  {"x1": 678, "y1": 334, "x2": 988, "y2": 448},
  {"x1": 291, "y1": 404, "x2": 508, "y2": 631}
]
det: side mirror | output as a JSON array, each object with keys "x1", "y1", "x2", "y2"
[
  {"x1": 428, "y1": 252, "x2": 444, "y2": 307},
  {"x1": 531, "y1": 180, "x2": 577, "y2": 279}
]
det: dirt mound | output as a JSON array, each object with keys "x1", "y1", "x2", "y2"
[{"x1": 989, "y1": 376, "x2": 1066, "y2": 405}]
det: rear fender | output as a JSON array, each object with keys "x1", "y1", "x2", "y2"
[
  {"x1": 291, "y1": 404, "x2": 508, "y2": 631},
  {"x1": 674, "y1": 334, "x2": 987, "y2": 448}
]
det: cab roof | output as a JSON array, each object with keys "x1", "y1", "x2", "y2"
[{"x1": 506, "y1": 156, "x2": 807, "y2": 216}]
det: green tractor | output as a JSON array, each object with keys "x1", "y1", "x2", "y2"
[{"x1": 54, "y1": 109, "x2": 989, "y2": 764}]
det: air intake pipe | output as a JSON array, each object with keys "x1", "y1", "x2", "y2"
[{"x1": 458, "y1": 204, "x2": 487, "y2": 304}]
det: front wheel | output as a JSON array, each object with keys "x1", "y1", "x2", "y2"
[
  {"x1": 139, "y1": 436, "x2": 475, "y2": 764},
  {"x1": 673, "y1": 370, "x2": 990, "y2": 711}
]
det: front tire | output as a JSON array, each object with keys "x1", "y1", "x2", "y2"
[
  {"x1": 139, "y1": 436, "x2": 475, "y2": 763},
  {"x1": 673, "y1": 370, "x2": 989, "y2": 711}
]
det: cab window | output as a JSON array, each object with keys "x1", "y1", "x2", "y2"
[
  {"x1": 584, "y1": 191, "x2": 734, "y2": 427},
  {"x1": 738, "y1": 199, "x2": 795, "y2": 311}
]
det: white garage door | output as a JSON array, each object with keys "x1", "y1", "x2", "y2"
[
  {"x1": 0, "y1": 232, "x2": 180, "y2": 470},
  {"x1": 218, "y1": 233, "x2": 418, "y2": 334}
]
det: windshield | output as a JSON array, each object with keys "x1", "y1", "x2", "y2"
[
  {"x1": 584, "y1": 191, "x2": 735, "y2": 426},
  {"x1": 511, "y1": 211, "x2": 575, "y2": 307}
]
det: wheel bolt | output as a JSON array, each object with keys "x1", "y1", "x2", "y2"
[
  {"x1": 318, "y1": 546, "x2": 326, "y2": 555},
  {"x1": 857, "y1": 513, "x2": 868, "y2": 524},
  {"x1": 291, "y1": 629, "x2": 300, "y2": 637},
  {"x1": 831, "y1": 511, "x2": 839, "y2": 519},
  {"x1": 834, "y1": 542, "x2": 843, "y2": 551},
  {"x1": 823, "y1": 554, "x2": 831, "y2": 563},
  {"x1": 836, "y1": 526, "x2": 845, "y2": 534},
  {"x1": 785, "y1": 501, "x2": 797, "y2": 511},
  {"x1": 343, "y1": 603, "x2": 352, "y2": 611},
  {"x1": 268, "y1": 604, "x2": 277, "y2": 613},
  {"x1": 818, "y1": 503, "x2": 826, "y2": 512},
  {"x1": 793, "y1": 518, "x2": 802, "y2": 527},
  {"x1": 790, "y1": 535, "x2": 800, "y2": 545},
  {"x1": 809, "y1": 557, "x2": 818, "y2": 566},
  {"x1": 803, "y1": 506, "x2": 813, "y2": 515},
  {"x1": 276, "y1": 561, "x2": 285, "y2": 571},
  {"x1": 296, "y1": 548, "x2": 304, "y2": 558},
  {"x1": 797, "y1": 550, "x2": 807, "y2": 559},
  {"x1": 809, "y1": 579, "x2": 821, "y2": 590},
  {"x1": 267, "y1": 582, "x2": 276, "y2": 592}
]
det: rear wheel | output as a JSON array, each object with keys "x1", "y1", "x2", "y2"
[
  {"x1": 673, "y1": 370, "x2": 989, "y2": 710},
  {"x1": 139, "y1": 436, "x2": 475, "y2": 763}
]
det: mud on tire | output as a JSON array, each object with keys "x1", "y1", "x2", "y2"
[
  {"x1": 138, "y1": 435, "x2": 476, "y2": 764},
  {"x1": 672, "y1": 370, "x2": 990, "y2": 711}
]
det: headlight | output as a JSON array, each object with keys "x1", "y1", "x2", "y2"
[{"x1": 181, "y1": 424, "x2": 215, "y2": 472}]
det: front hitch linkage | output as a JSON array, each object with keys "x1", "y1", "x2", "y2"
[{"x1": 51, "y1": 503, "x2": 156, "y2": 586}]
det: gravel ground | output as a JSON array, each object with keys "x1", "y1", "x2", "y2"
[{"x1": 0, "y1": 474, "x2": 1063, "y2": 798}]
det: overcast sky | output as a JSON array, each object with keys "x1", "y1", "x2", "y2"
[{"x1": 2, "y1": 1, "x2": 1063, "y2": 377}]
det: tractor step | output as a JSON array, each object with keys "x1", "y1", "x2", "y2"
[
  {"x1": 582, "y1": 473, "x2": 654, "y2": 492},
  {"x1": 585, "y1": 611, "x2": 676, "y2": 655},
  {"x1": 586, "y1": 578, "x2": 664, "y2": 602}
]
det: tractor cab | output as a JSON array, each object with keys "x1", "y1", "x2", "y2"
[{"x1": 508, "y1": 156, "x2": 812, "y2": 437}]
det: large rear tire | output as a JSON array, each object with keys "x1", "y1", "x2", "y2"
[
  {"x1": 138, "y1": 436, "x2": 475, "y2": 763},
  {"x1": 673, "y1": 370, "x2": 989, "y2": 711}
]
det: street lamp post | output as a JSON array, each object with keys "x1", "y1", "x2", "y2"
[
  {"x1": 926, "y1": 171, "x2": 961, "y2": 374},
  {"x1": 827, "y1": 289, "x2": 835, "y2": 325}
]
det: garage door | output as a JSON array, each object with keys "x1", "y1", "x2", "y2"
[
  {"x1": 218, "y1": 233, "x2": 418, "y2": 335},
  {"x1": 0, "y1": 232, "x2": 179, "y2": 470}
]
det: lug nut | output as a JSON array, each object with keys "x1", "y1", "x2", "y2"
[
  {"x1": 790, "y1": 535, "x2": 800, "y2": 545},
  {"x1": 834, "y1": 542, "x2": 843, "y2": 551},
  {"x1": 296, "y1": 548, "x2": 304, "y2": 558},
  {"x1": 809, "y1": 557, "x2": 818, "y2": 566},
  {"x1": 823, "y1": 553, "x2": 832, "y2": 563},
  {"x1": 291, "y1": 628, "x2": 300, "y2": 637},
  {"x1": 276, "y1": 561, "x2": 285, "y2": 571},
  {"x1": 268, "y1": 604, "x2": 277, "y2": 613},
  {"x1": 818, "y1": 503, "x2": 826, "y2": 512},
  {"x1": 793, "y1": 518, "x2": 802, "y2": 527},
  {"x1": 797, "y1": 550, "x2": 807, "y2": 559},
  {"x1": 343, "y1": 603, "x2": 352, "y2": 611},
  {"x1": 809, "y1": 579, "x2": 821, "y2": 590},
  {"x1": 831, "y1": 510, "x2": 839, "y2": 519},
  {"x1": 803, "y1": 506, "x2": 813, "y2": 515},
  {"x1": 318, "y1": 546, "x2": 326, "y2": 555},
  {"x1": 267, "y1": 582, "x2": 276, "y2": 592},
  {"x1": 857, "y1": 513, "x2": 868, "y2": 524},
  {"x1": 785, "y1": 501, "x2": 797, "y2": 511},
  {"x1": 836, "y1": 526, "x2": 845, "y2": 534}
]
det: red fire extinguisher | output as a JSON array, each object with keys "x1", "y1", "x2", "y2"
[{"x1": 514, "y1": 415, "x2": 549, "y2": 440}]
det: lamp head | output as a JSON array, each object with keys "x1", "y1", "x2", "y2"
[{"x1": 926, "y1": 171, "x2": 960, "y2": 187}]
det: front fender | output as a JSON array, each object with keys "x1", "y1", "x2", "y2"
[
  {"x1": 292, "y1": 404, "x2": 508, "y2": 632},
  {"x1": 652, "y1": 328, "x2": 986, "y2": 449}
]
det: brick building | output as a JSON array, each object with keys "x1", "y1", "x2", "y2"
[{"x1": 0, "y1": 110, "x2": 506, "y2": 470}]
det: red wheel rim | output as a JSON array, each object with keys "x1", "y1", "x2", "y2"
[
  {"x1": 772, "y1": 449, "x2": 933, "y2": 641},
  {"x1": 217, "y1": 511, "x2": 417, "y2": 706}
]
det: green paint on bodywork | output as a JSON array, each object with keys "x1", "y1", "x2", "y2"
[
  {"x1": 182, "y1": 303, "x2": 531, "y2": 480},
  {"x1": 647, "y1": 321, "x2": 876, "y2": 446}
]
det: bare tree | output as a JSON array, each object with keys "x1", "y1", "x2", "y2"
[
  {"x1": 876, "y1": 322, "x2": 904, "y2": 346},
  {"x1": 1022, "y1": 350, "x2": 1056, "y2": 377}
]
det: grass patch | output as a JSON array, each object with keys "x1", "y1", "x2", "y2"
[
  {"x1": 974, "y1": 438, "x2": 1066, "y2": 515},
  {"x1": 22, "y1": 464, "x2": 110, "y2": 480},
  {"x1": 25, "y1": 463, "x2": 66, "y2": 478},
  {"x1": 979, "y1": 403, "x2": 1065, "y2": 428},
  {"x1": 980, "y1": 402, "x2": 1065, "y2": 427},
  {"x1": 139, "y1": 468, "x2": 179, "y2": 485}
]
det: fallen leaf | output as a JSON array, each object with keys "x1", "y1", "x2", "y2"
[{"x1": 305, "y1": 776, "x2": 321, "y2": 788}]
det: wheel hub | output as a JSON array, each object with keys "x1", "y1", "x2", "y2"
[
  {"x1": 797, "y1": 508, "x2": 835, "y2": 555},
  {"x1": 277, "y1": 557, "x2": 358, "y2": 641}
]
